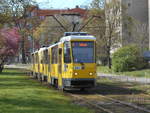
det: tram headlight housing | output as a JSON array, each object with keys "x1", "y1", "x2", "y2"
[
  {"x1": 89, "y1": 72, "x2": 93, "y2": 76},
  {"x1": 74, "y1": 72, "x2": 78, "y2": 75}
]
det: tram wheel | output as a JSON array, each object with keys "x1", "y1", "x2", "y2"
[{"x1": 80, "y1": 88, "x2": 85, "y2": 91}]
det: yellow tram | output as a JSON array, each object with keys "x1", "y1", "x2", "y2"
[{"x1": 31, "y1": 32, "x2": 96, "y2": 90}]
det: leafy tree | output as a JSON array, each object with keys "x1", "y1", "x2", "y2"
[
  {"x1": 112, "y1": 45, "x2": 148, "y2": 72},
  {"x1": 105, "y1": 0, "x2": 122, "y2": 68},
  {"x1": 90, "y1": 0, "x2": 105, "y2": 9},
  {"x1": 84, "y1": 2, "x2": 106, "y2": 65},
  {"x1": 0, "y1": 28, "x2": 20, "y2": 73},
  {"x1": 5, "y1": 0, "x2": 38, "y2": 63},
  {"x1": 33, "y1": 15, "x2": 74, "y2": 48},
  {"x1": 0, "y1": 0, "x2": 12, "y2": 28}
]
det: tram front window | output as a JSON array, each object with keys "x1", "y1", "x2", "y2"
[
  {"x1": 72, "y1": 41, "x2": 94, "y2": 63},
  {"x1": 64, "y1": 41, "x2": 71, "y2": 63}
]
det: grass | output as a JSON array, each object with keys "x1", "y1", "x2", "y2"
[
  {"x1": 0, "y1": 68, "x2": 94, "y2": 113},
  {"x1": 97, "y1": 66, "x2": 150, "y2": 78}
]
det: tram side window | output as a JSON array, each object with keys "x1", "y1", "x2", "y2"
[
  {"x1": 35, "y1": 54, "x2": 36, "y2": 64},
  {"x1": 41, "y1": 59, "x2": 43, "y2": 64},
  {"x1": 35, "y1": 54, "x2": 38, "y2": 64},
  {"x1": 64, "y1": 42, "x2": 71, "y2": 63},
  {"x1": 44, "y1": 50, "x2": 48, "y2": 64},
  {"x1": 48, "y1": 54, "x2": 51, "y2": 72},
  {"x1": 52, "y1": 46, "x2": 58, "y2": 64},
  {"x1": 33, "y1": 55, "x2": 35, "y2": 64},
  {"x1": 31, "y1": 54, "x2": 34, "y2": 64}
]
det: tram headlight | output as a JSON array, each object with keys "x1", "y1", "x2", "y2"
[
  {"x1": 89, "y1": 72, "x2": 93, "y2": 76},
  {"x1": 74, "y1": 72, "x2": 78, "y2": 75}
]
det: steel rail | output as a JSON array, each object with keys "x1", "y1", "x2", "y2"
[
  {"x1": 96, "y1": 94, "x2": 150, "y2": 113},
  {"x1": 70, "y1": 94, "x2": 114, "y2": 113}
]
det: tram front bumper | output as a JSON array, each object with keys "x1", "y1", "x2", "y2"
[{"x1": 63, "y1": 78, "x2": 96, "y2": 88}]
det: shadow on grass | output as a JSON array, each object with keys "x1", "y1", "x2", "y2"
[
  {"x1": 94, "y1": 82, "x2": 145, "y2": 95},
  {"x1": 0, "y1": 82, "x2": 41, "y2": 89},
  {"x1": 0, "y1": 68, "x2": 27, "y2": 76},
  {"x1": 0, "y1": 96, "x2": 65, "y2": 108},
  {"x1": 0, "y1": 95, "x2": 74, "y2": 113},
  {"x1": 0, "y1": 68, "x2": 41, "y2": 89},
  {"x1": 67, "y1": 82, "x2": 145, "y2": 96},
  {"x1": 1, "y1": 72, "x2": 25, "y2": 76},
  {"x1": 1, "y1": 68, "x2": 26, "y2": 76},
  {"x1": 0, "y1": 76, "x2": 42, "y2": 89}
]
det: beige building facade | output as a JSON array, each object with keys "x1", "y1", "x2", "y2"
[
  {"x1": 105, "y1": 0, "x2": 149, "y2": 50},
  {"x1": 148, "y1": 0, "x2": 150, "y2": 49}
]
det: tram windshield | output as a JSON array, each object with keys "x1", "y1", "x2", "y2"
[{"x1": 72, "y1": 41, "x2": 95, "y2": 63}]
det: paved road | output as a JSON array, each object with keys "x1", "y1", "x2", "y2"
[{"x1": 98, "y1": 73, "x2": 150, "y2": 84}]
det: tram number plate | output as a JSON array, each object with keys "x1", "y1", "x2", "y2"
[{"x1": 74, "y1": 66, "x2": 82, "y2": 70}]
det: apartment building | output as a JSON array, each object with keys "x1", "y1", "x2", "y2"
[{"x1": 105, "y1": 0, "x2": 149, "y2": 50}]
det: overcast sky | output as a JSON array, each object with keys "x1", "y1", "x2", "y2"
[{"x1": 35, "y1": 0, "x2": 92, "y2": 9}]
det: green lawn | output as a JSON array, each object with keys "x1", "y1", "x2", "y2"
[
  {"x1": 97, "y1": 66, "x2": 150, "y2": 78},
  {"x1": 0, "y1": 69, "x2": 93, "y2": 113}
]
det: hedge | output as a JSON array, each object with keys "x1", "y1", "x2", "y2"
[{"x1": 112, "y1": 45, "x2": 148, "y2": 72}]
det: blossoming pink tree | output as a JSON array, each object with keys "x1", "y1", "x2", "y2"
[{"x1": 0, "y1": 28, "x2": 20, "y2": 73}]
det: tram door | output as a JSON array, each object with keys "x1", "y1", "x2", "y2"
[
  {"x1": 58, "y1": 48, "x2": 63, "y2": 87},
  {"x1": 37, "y1": 54, "x2": 40, "y2": 73},
  {"x1": 58, "y1": 48, "x2": 62, "y2": 73}
]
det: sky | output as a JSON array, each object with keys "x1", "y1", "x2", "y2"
[{"x1": 35, "y1": 0, "x2": 93, "y2": 9}]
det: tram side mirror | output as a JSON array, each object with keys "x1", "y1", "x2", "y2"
[{"x1": 59, "y1": 48, "x2": 62, "y2": 54}]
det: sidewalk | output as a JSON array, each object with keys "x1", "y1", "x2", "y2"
[
  {"x1": 98, "y1": 73, "x2": 150, "y2": 84},
  {"x1": 4, "y1": 64, "x2": 31, "y2": 70}
]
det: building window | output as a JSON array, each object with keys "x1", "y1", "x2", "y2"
[
  {"x1": 128, "y1": 3, "x2": 131, "y2": 7},
  {"x1": 127, "y1": 0, "x2": 132, "y2": 7}
]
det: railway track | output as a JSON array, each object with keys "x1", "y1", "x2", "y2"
[
  {"x1": 96, "y1": 94, "x2": 150, "y2": 113},
  {"x1": 68, "y1": 92, "x2": 150, "y2": 113},
  {"x1": 70, "y1": 94, "x2": 114, "y2": 113},
  {"x1": 30, "y1": 75, "x2": 150, "y2": 113}
]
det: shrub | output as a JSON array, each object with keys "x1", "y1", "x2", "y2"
[{"x1": 112, "y1": 45, "x2": 148, "y2": 72}]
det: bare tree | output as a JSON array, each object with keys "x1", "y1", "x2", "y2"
[
  {"x1": 6, "y1": 0, "x2": 38, "y2": 63},
  {"x1": 105, "y1": 0, "x2": 122, "y2": 68},
  {"x1": 0, "y1": 0, "x2": 12, "y2": 28},
  {"x1": 33, "y1": 15, "x2": 70, "y2": 48},
  {"x1": 84, "y1": 8, "x2": 106, "y2": 65}
]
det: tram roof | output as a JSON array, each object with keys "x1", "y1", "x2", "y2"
[
  {"x1": 38, "y1": 47, "x2": 47, "y2": 52},
  {"x1": 32, "y1": 50, "x2": 38, "y2": 54},
  {"x1": 60, "y1": 35, "x2": 96, "y2": 42},
  {"x1": 47, "y1": 42, "x2": 62, "y2": 49}
]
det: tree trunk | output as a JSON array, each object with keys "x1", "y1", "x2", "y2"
[
  {"x1": 0, "y1": 64, "x2": 4, "y2": 73},
  {"x1": 107, "y1": 47, "x2": 111, "y2": 69},
  {"x1": 21, "y1": 36, "x2": 26, "y2": 64},
  {"x1": 108, "y1": 55, "x2": 111, "y2": 69},
  {"x1": 107, "y1": 35, "x2": 112, "y2": 69},
  {"x1": 0, "y1": 58, "x2": 5, "y2": 73}
]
